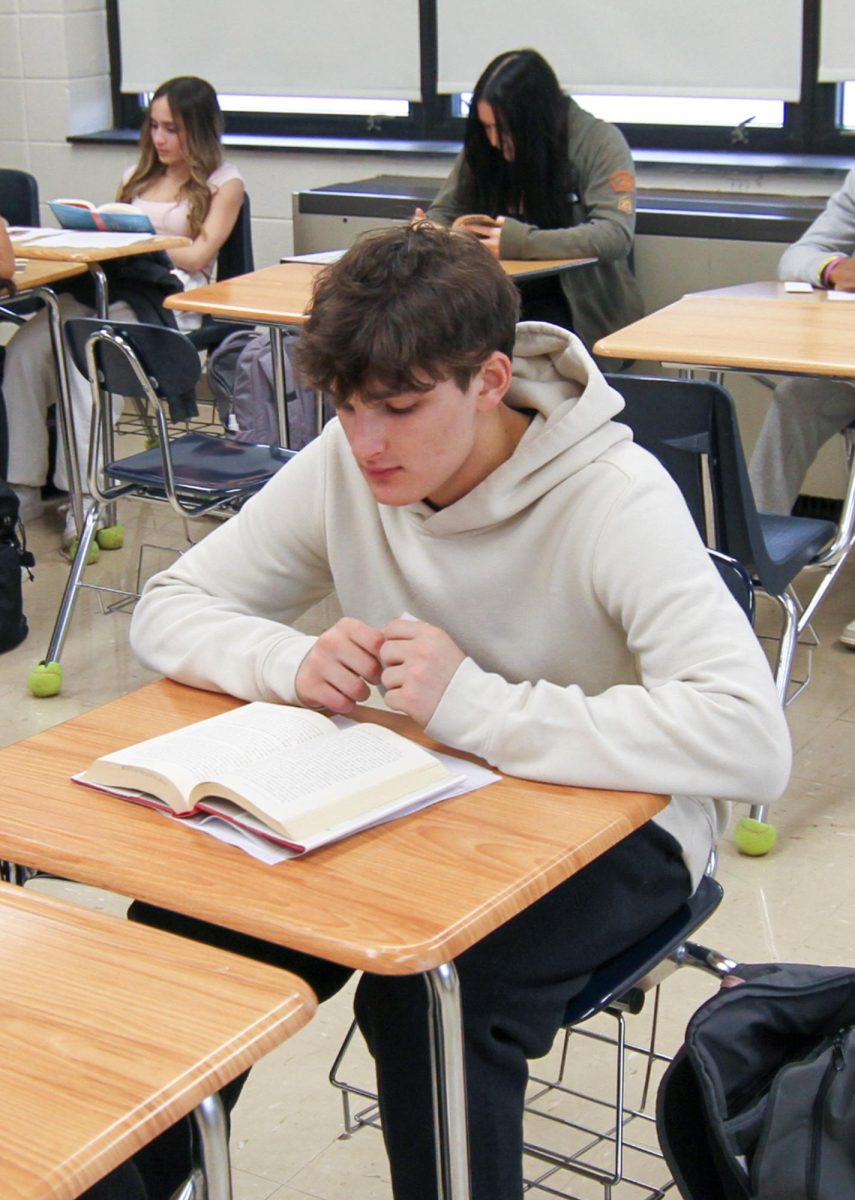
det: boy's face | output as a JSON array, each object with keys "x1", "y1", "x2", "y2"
[{"x1": 336, "y1": 367, "x2": 497, "y2": 509}]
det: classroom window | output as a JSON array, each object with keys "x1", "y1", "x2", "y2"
[
  {"x1": 107, "y1": 0, "x2": 853, "y2": 155},
  {"x1": 840, "y1": 84, "x2": 855, "y2": 130}
]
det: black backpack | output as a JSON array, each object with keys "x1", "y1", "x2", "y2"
[
  {"x1": 657, "y1": 961, "x2": 855, "y2": 1200},
  {"x1": 0, "y1": 481, "x2": 35, "y2": 653}
]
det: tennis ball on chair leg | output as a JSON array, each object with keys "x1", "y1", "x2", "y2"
[
  {"x1": 27, "y1": 661, "x2": 63, "y2": 698},
  {"x1": 734, "y1": 816, "x2": 777, "y2": 856},
  {"x1": 96, "y1": 523, "x2": 124, "y2": 551}
]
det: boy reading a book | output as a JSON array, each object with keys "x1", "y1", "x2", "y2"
[{"x1": 128, "y1": 224, "x2": 790, "y2": 1200}]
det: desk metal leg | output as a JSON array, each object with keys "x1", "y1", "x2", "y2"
[
  {"x1": 39, "y1": 288, "x2": 85, "y2": 533},
  {"x1": 269, "y1": 325, "x2": 291, "y2": 449},
  {"x1": 426, "y1": 962, "x2": 471, "y2": 1200},
  {"x1": 191, "y1": 1092, "x2": 233, "y2": 1200}
]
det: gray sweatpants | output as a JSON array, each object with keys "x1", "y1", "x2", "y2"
[{"x1": 748, "y1": 376, "x2": 855, "y2": 515}]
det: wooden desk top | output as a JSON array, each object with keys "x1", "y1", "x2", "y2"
[
  {"x1": 0, "y1": 882, "x2": 314, "y2": 1200},
  {"x1": 11, "y1": 258, "x2": 87, "y2": 290},
  {"x1": 593, "y1": 280, "x2": 855, "y2": 378},
  {"x1": 166, "y1": 262, "x2": 321, "y2": 324},
  {"x1": 11, "y1": 233, "x2": 189, "y2": 265},
  {"x1": 165, "y1": 257, "x2": 596, "y2": 324},
  {"x1": 502, "y1": 256, "x2": 596, "y2": 280},
  {"x1": 0, "y1": 681, "x2": 665, "y2": 975}
]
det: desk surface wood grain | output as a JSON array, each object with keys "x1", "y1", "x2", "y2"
[
  {"x1": 11, "y1": 259, "x2": 87, "y2": 290},
  {"x1": 594, "y1": 280, "x2": 855, "y2": 377},
  {"x1": 12, "y1": 234, "x2": 189, "y2": 264},
  {"x1": 165, "y1": 257, "x2": 596, "y2": 324},
  {"x1": 0, "y1": 681, "x2": 665, "y2": 975},
  {"x1": 0, "y1": 882, "x2": 314, "y2": 1200}
]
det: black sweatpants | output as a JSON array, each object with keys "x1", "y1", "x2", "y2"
[{"x1": 124, "y1": 819, "x2": 691, "y2": 1200}]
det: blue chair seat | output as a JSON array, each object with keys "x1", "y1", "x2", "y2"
[{"x1": 107, "y1": 431, "x2": 293, "y2": 495}]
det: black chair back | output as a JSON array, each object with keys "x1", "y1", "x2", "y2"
[
  {"x1": 0, "y1": 169, "x2": 39, "y2": 226},
  {"x1": 708, "y1": 550, "x2": 755, "y2": 625},
  {"x1": 65, "y1": 318, "x2": 201, "y2": 401},
  {"x1": 214, "y1": 194, "x2": 253, "y2": 281},
  {"x1": 605, "y1": 373, "x2": 835, "y2": 597}
]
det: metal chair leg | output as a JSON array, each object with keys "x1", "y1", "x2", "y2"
[{"x1": 43, "y1": 502, "x2": 103, "y2": 666}]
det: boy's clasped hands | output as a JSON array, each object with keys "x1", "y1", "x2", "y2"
[{"x1": 295, "y1": 616, "x2": 465, "y2": 725}]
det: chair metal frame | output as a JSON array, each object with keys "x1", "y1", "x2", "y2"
[
  {"x1": 329, "y1": 880, "x2": 737, "y2": 1200},
  {"x1": 42, "y1": 317, "x2": 293, "y2": 671},
  {"x1": 604, "y1": 373, "x2": 855, "y2": 826}
]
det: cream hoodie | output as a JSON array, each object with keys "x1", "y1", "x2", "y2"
[{"x1": 130, "y1": 324, "x2": 791, "y2": 887}]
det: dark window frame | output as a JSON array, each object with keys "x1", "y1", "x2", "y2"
[{"x1": 106, "y1": 0, "x2": 855, "y2": 156}]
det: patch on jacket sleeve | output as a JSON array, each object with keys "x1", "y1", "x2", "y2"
[
  {"x1": 617, "y1": 195, "x2": 634, "y2": 214},
  {"x1": 609, "y1": 170, "x2": 635, "y2": 193}
]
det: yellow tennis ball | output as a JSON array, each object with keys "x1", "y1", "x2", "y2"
[
  {"x1": 734, "y1": 817, "x2": 777, "y2": 857},
  {"x1": 67, "y1": 536, "x2": 100, "y2": 565},
  {"x1": 28, "y1": 661, "x2": 64, "y2": 698},
  {"x1": 96, "y1": 524, "x2": 124, "y2": 551}
]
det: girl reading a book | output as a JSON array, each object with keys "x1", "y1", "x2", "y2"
[
  {"x1": 6, "y1": 75, "x2": 244, "y2": 547},
  {"x1": 423, "y1": 49, "x2": 643, "y2": 354}
]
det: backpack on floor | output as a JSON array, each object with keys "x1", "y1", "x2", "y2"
[
  {"x1": 657, "y1": 961, "x2": 855, "y2": 1200},
  {"x1": 207, "y1": 327, "x2": 331, "y2": 450},
  {"x1": 0, "y1": 481, "x2": 35, "y2": 653}
]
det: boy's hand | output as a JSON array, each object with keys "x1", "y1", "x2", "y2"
[
  {"x1": 379, "y1": 618, "x2": 466, "y2": 726},
  {"x1": 295, "y1": 618, "x2": 384, "y2": 713}
]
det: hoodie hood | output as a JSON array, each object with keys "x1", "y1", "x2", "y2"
[{"x1": 421, "y1": 321, "x2": 631, "y2": 535}]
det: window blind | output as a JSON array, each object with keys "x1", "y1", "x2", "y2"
[
  {"x1": 436, "y1": 0, "x2": 803, "y2": 100},
  {"x1": 117, "y1": 0, "x2": 422, "y2": 100},
  {"x1": 818, "y1": 0, "x2": 855, "y2": 83}
]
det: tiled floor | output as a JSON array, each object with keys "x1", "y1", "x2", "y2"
[{"x1": 3, "y1": 494, "x2": 854, "y2": 1199}]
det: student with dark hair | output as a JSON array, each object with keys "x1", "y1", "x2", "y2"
[
  {"x1": 6, "y1": 76, "x2": 243, "y2": 545},
  {"x1": 423, "y1": 49, "x2": 644, "y2": 350},
  {"x1": 128, "y1": 223, "x2": 789, "y2": 1200}
]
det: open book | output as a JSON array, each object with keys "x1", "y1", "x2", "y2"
[
  {"x1": 74, "y1": 702, "x2": 463, "y2": 854},
  {"x1": 49, "y1": 198, "x2": 156, "y2": 234}
]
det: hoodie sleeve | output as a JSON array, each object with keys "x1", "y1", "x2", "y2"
[
  {"x1": 778, "y1": 168, "x2": 855, "y2": 286},
  {"x1": 129, "y1": 437, "x2": 336, "y2": 703},
  {"x1": 425, "y1": 465, "x2": 791, "y2": 807}
]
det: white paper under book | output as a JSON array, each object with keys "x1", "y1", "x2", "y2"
[{"x1": 75, "y1": 702, "x2": 497, "y2": 860}]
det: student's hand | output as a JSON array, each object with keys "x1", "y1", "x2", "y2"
[
  {"x1": 827, "y1": 256, "x2": 855, "y2": 291},
  {"x1": 464, "y1": 216, "x2": 504, "y2": 258},
  {"x1": 295, "y1": 618, "x2": 384, "y2": 714},
  {"x1": 379, "y1": 618, "x2": 466, "y2": 727}
]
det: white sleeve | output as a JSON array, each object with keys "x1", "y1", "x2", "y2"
[
  {"x1": 778, "y1": 168, "x2": 855, "y2": 285},
  {"x1": 129, "y1": 438, "x2": 334, "y2": 703},
  {"x1": 426, "y1": 470, "x2": 791, "y2": 806}
]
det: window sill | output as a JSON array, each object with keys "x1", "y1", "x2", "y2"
[{"x1": 70, "y1": 127, "x2": 855, "y2": 175}]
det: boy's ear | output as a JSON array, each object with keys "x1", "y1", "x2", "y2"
[{"x1": 475, "y1": 351, "x2": 513, "y2": 412}]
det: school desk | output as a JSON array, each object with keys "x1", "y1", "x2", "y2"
[
  {"x1": 0, "y1": 880, "x2": 315, "y2": 1200},
  {"x1": 165, "y1": 255, "x2": 596, "y2": 447},
  {"x1": 8, "y1": 233, "x2": 188, "y2": 538},
  {"x1": 2, "y1": 258, "x2": 89, "y2": 527},
  {"x1": 0, "y1": 678, "x2": 665, "y2": 1200},
  {"x1": 592, "y1": 280, "x2": 855, "y2": 378}
]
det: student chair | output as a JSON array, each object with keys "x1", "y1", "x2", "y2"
[
  {"x1": 187, "y1": 193, "x2": 254, "y2": 355},
  {"x1": 328, "y1": 554, "x2": 745, "y2": 1199},
  {"x1": 29, "y1": 317, "x2": 294, "y2": 697},
  {"x1": 604, "y1": 373, "x2": 853, "y2": 843},
  {"x1": 0, "y1": 168, "x2": 40, "y2": 323}
]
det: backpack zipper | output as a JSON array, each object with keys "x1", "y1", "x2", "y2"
[{"x1": 807, "y1": 1027, "x2": 848, "y2": 1200}]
